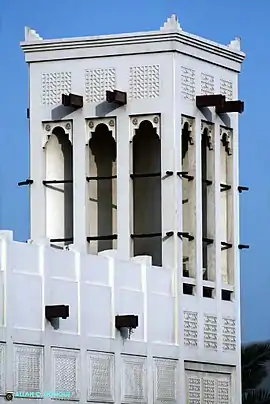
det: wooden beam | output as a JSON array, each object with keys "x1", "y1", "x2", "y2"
[
  {"x1": 196, "y1": 94, "x2": 225, "y2": 108},
  {"x1": 216, "y1": 100, "x2": 244, "y2": 114}
]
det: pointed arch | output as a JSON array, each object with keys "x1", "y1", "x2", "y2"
[
  {"x1": 200, "y1": 123, "x2": 215, "y2": 281},
  {"x1": 45, "y1": 126, "x2": 73, "y2": 247},
  {"x1": 181, "y1": 118, "x2": 195, "y2": 277},
  {"x1": 220, "y1": 127, "x2": 233, "y2": 284},
  {"x1": 87, "y1": 123, "x2": 117, "y2": 254},
  {"x1": 201, "y1": 127, "x2": 209, "y2": 279},
  {"x1": 132, "y1": 119, "x2": 162, "y2": 266}
]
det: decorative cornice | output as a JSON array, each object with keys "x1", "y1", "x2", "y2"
[{"x1": 20, "y1": 27, "x2": 245, "y2": 67}]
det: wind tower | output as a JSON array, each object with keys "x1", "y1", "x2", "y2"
[{"x1": 19, "y1": 16, "x2": 248, "y2": 403}]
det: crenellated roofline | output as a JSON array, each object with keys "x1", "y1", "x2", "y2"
[{"x1": 20, "y1": 15, "x2": 245, "y2": 71}]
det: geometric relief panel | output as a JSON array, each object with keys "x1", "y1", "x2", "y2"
[
  {"x1": 184, "y1": 311, "x2": 198, "y2": 348},
  {"x1": 85, "y1": 68, "x2": 116, "y2": 103},
  {"x1": 222, "y1": 317, "x2": 236, "y2": 352},
  {"x1": 87, "y1": 351, "x2": 114, "y2": 402},
  {"x1": 51, "y1": 348, "x2": 80, "y2": 400},
  {"x1": 200, "y1": 73, "x2": 214, "y2": 95},
  {"x1": 186, "y1": 370, "x2": 231, "y2": 404},
  {"x1": 41, "y1": 72, "x2": 72, "y2": 105},
  {"x1": 204, "y1": 315, "x2": 218, "y2": 350},
  {"x1": 154, "y1": 358, "x2": 177, "y2": 404},
  {"x1": 181, "y1": 66, "x2": 195, "y2": 101},
  {"x1": 14, "y1": 344, "x2": 43, "y2": 395},
  {"x1": 121, "y1": 355, "x2": 147, "y2": 403},
  {"x1": 220, "y1": 79, "x2": 233, "y2": 101},
  {"x1": 0, "y1": 343, "x2": 5, "y2": 395},
  {"x1": 129, "y1": 65, "x2": 160, "y2": 99}
]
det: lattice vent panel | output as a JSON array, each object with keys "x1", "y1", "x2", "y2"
[
  {"x1": 181, "y1": 67, "x2": 196, "y2": 100},
  {"x1": 184, "y1": 311, "x2": 198, "y2": 347},
  {"x1": 220, "y1": 79, "x2": 233, "y2": 101},
  {"x1": 14, "y1": 344, "x2": 43, "y2": 394},
  {"x1": 41, "y1": 72, "x2": 72, "y2": 105},
  {"x1": 186, "y1": 370, "x2": 231, "y2": 404},
  {"x1": 204, "y1": 315, "x2": 218, "y2": 350},
  {"x1": 154, "y1": 358, "x2": 177, "y2": 403},
  {"x1": 200, "y1": 73, "x2": 215, "y2": 95},
  {"x1": 121, "y1": 355, "x2": 147, "y2": 403},
  {"x1": 85, "y1": 68, "x2": 116, "y2": 103},
  {"x1": 129, "y1": 65, "x2": 160, "y2": 99},
  {"x1": 222, "y1": 317, "x2": 236, "y2": 351},
  {"x1": 0, "y1": 343, "x2": 6, "y2": 394},
  {"x1": 87, "y1": 351, "x2": 114, "y2": 402},
  {"x1": 52, "y1": 348, "x2": 80, "y2": 400}
]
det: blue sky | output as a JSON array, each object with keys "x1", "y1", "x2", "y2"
[{"x1": 1, "y1": 0, "x2": 268, "y2": 342}]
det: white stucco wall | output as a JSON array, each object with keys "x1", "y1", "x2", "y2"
[
  {"x1": 0, "y1": 231, "x2": 238, "y2": 403},
  {"x1": 13, "y1": 16, "x2": 246, "y2": 403}
]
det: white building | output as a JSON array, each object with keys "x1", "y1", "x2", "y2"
[{"x1": 0, "y1": 15, "x2": 246, "y2": 403}]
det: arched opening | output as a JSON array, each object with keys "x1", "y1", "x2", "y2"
[
  {"x1": 201, "y1": 127, "x2": 214, "y2": 281},
  {"x1": 45, "y1": 126, "x2": 73, "y2": 247},
  {"x1": 220, "y1": 131, "x2": 233, "y2": 284},
  {"x1": 201, "y1": 128, "x2": 209, "y2": 279},
  {"x1": 132, "y1": 120, "x2": 162, "y2": 266},
  {"x1": 182, "y1": 122, "x2": 192, "y2": 277},
  {"x1": 87, "y1": 123, "x2": 117, "y2": 254}
]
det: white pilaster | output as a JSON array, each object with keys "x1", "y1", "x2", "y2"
[
  {"x1": 72, "y1": 118, "x2": 87, "y2": 251},
  {"x1": 160, "y1": 56, "x2": 177, "y2": 271},
  {"x1": 117, "y1": 114, "x2": 131, "y2": 260}
]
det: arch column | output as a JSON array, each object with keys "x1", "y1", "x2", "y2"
[
  {"x1": 130, "y1": 116, "x2": 162, "y2": 266},
  {"x1": 180, "y1": 117, "x2": 196, "y2": 280},
  {"x1": 86, "y1": 118, "x2": 117, "y2": 255},
  {"x1": 201, "y1": 121, "x2": 215, "y2": 282},
  {"x1": 42, "y1": 121, "x2": 73, "y2": 248},
  {"x1": 220, "y1": 126, "x2": 234, "y2": 286}
]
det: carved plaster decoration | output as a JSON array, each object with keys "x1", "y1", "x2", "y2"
[
  {"x1": 130, "y1": 115, "x2": 160, "y2": 141},
  {"x1": 24, "y1": 26, "x2": 43, "y2": 41},
  {"x1": 154, "y1": 359, "x2": 177, "y2": 403},
  {"x1": 200, "y1": 73, "x2": 215, "y2": 95},
  {"x1": 42, "y1": 121, "x2": 72, "y2": 148},
  {"x1": 87, "y1": 351, "x2": 115, "y2": 402},
  {"x1": 0, "y1": 343, "x2": 5, "y2": 394},
  {"x1": 220, "y1": 79, "x2": 233, "y2": 101},
  {"x1": 181, "y1": 115, "x2": 194, "y2": 145},
  {"x1": 181, "y1": 67, "x2": 195, "y2": 101},
  {"x1": 201, "y1": 121, "x2": 214, "y2": 150},
  {"x1": 220, "y1": 127, "x2": 232, "y2": 156},
  {"x1": 14, "y1": 345, "x2": 44, "y2": 394},
  {"x1": 85, "y1": 68, "x2": 116, "y2": 103},
  {"x1": 41, "y1": 72, "x2": 72, "y2": 105},
  {"x1": 121, "y1": 355, "x2": 147, "y2": 403},
  {"x1": 51, "y1": 348, "x2": 80, "y2": 400},
  {"x1": 186, "y1": 370, "x2": 231, "y2": 404},
  {"x1": 129, "y1": 65, "x2": 160, "y2": 100},
  {"x1": 86, "y1": 118, "x2": 116, "y2": 144},
  {"x1": 160, "y1": 14, "x2": 182, "y2": 32},
  {"x1": 222, "y1": 317, "x2": 236, "y2": 351}
]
